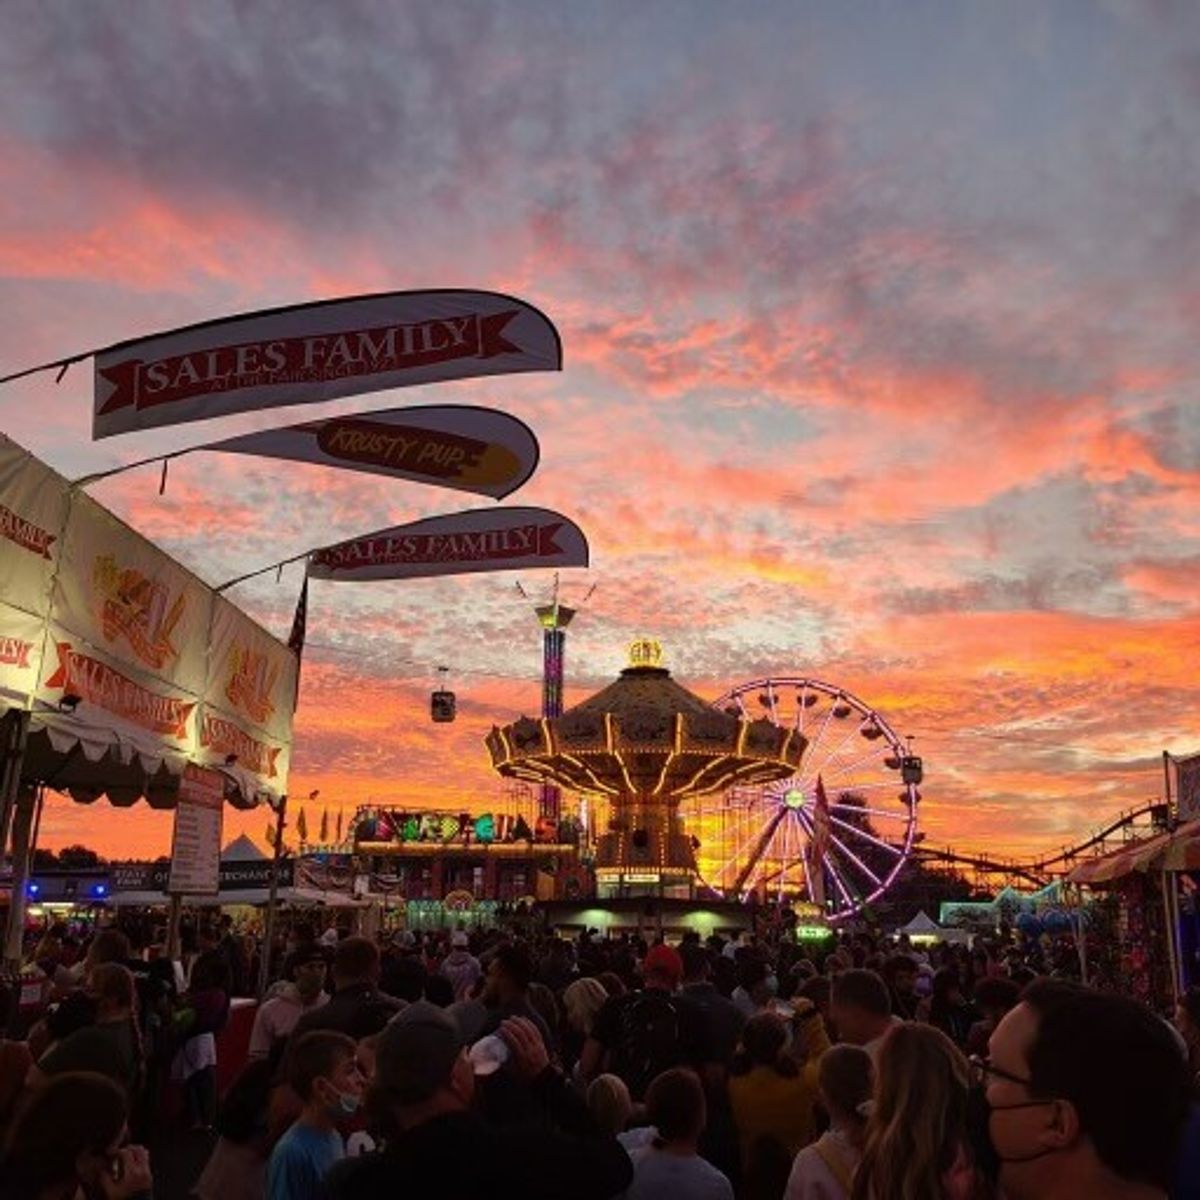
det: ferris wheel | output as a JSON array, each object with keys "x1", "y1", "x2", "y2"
[{"x1": 680, "y1": 676, "x2": 922, "y2": 922}]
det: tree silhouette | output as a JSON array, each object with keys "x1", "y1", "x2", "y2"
[{"x1": 56, "y1": 844, "x2": 103, "y2": 868}]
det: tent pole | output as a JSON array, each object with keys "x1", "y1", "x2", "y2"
[
  {"x1": 4, "y1": 782, "x2": 39, "y2": 974},
  {"x1": 167, "y1": 895, "x2": 184, "y2": 964},
  {"x1": 1162, "y1": 869, "x2": 1182, "y2": 1003},
  {"x1": 257, "y1": 794, "x2": 288, "y2": 1000},
  {"x1": 0, "y1": 711, "x2": 30, "y2": 862}
]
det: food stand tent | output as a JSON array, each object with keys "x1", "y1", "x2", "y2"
[{"x1": 0, "y1": 433, "x2": 298, "y2": 959}]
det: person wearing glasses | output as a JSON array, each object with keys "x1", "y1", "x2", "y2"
[{"x1": 972, "y1": 980, "x2": 1190, "y2": 1200}]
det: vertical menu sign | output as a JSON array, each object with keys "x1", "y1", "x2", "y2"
[{"x1": 168, "y1": 765, "x2": 225, "y2": 895}]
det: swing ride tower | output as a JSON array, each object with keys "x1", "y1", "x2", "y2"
[
  {"x1": 534, "y1": 599, "x2": 574, "y2": 822},
  {"x1": 486, "y1": 640, "x2": 806, "y2": 896}
]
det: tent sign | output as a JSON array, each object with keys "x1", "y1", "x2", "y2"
[{"x1": 167, "y1": 765, "x2": 225, "y2": 896}]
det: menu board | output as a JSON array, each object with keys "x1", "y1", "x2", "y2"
[{"x1": 167, "y1": 765, "x2": 225, "y2": 895}]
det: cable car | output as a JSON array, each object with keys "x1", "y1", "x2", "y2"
[
  {"x1": 431, "y1": 690, "x2": 457, "y2": 723},
  {"x1": 901, "y1": 755, "x2": 923, "y2": 785}
]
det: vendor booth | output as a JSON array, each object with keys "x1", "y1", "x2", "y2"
[
  {"x1": 1066, "y1": 819, "x2": 1200, "y2": 1004},
  {"x1": 0, "y1": 433, "x2": 298, "y2": 968}
]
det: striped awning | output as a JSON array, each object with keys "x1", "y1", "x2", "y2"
[
  {"x1": 1159, "y1": 820, "x2": 1200, "y2": 872},
  {"x1": 1067, "y1": 819, "x2": 1200, "y2": 884}
]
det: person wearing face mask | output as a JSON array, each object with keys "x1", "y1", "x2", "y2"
[
  {"x1": 267, "y1": 1030, "x2": 365, "y2": 1200},
  {"x1": 249, "y1": 947, "x2": 330, "y2": 1060},
  {"x1": 0, "y1": 1071, "x2": 153, "y2": 1200},
  {"x1": 968, "y1": 980, "x2": 1190, "y2": 1200}
]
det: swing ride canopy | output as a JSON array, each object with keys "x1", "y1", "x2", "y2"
[
  {"x1": 486, "y1": 640, "x2": 806, "y2": 801},
  {"x1": 0, "y1": 433, "x2": 297, "y2": 809}
]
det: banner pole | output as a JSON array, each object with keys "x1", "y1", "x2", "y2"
[
  {"x1": 257, "y1": 794, "x2": 288, "y2": 1000},
  {"x1": 217, "y1": 552, "x2": 311, "y2": 594},
  {"x1": 0, "y1": 350, "x2": 90, "y2": 389},
  {"x1": 1165, "y1": 751, "x2": 1175, "y2": 826},
  {"x1": 73, "y1": 448, "x2": 191, "y2": 489}
]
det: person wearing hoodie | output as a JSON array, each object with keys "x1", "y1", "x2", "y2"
[
  {"x1": 248, "y1": 947, "x2": 330, "y2": 1060},
  {"x1": 439, "y1": 932, "x2": 482, "y2": 1002}
]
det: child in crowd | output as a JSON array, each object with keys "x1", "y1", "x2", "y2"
[
  {"x1": 785, "y1": 1044, "x2": 872, "y2": 1200},
  {"x1": 624, "y1": 1067, "x2": 734, "y2": 1200},
  {"x1": 267, "y1": 1031, "x2": 364, "y2": 1200}
]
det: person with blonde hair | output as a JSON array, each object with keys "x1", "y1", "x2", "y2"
[
  {"x1": 850, "y1": 1023, "x2": 983, "y2": 1200},
  {"x1": 562, "y1": 977, "x2": 609, "y2": 1074},
  {"x1": 785, "y1": 1044, "x2": 872, "y2": 1200}
]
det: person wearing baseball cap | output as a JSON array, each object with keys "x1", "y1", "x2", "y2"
[
  {"x1": 580, "y1": 940, "x2": 710, "y2": 1101},
  {"x1": 326, "y1": 1002, "x2": 632, "y2": 1200}
]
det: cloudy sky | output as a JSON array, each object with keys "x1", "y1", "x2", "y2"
[{"x1": 2, "y1": 1, "x2": 1198, "y2": 861}]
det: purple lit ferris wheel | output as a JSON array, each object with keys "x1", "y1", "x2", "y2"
[{"x1": 679, "y1": 676, "x2": 923, "y2": 922}]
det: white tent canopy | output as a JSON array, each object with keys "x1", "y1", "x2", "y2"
[
  {"x1": 221, "y1": 833, "x2": 268, "y2": 862},
  {"x1": 900, "y1": 910, "x2": 943, "y2": 936}
]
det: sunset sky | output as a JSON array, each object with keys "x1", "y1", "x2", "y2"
[{"x1": 1, "y1": 3, "x2": 1198, "y2": 862}]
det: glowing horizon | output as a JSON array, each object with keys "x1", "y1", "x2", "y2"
[{"x1": 2, "y1": 5, "x2": 1198, "y2": 865}]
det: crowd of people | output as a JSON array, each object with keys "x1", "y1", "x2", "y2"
[{"x1": 0, "y1": 914, "x2": 1194, "y2": 1200}]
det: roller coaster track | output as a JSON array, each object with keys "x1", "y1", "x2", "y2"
[{"x1": 913, "y1": 800, "x2": 1170, "y2": 887}]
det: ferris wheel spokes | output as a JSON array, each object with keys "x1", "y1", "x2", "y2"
[
  {"x1": 695, "y1": 676, "x2": 922, "y2": 920},
  {"x1": 805, "y1": 713, "x2": 875, "y2": 782},
  {"x1": 830, "y1": 799, "x2": 912, "y2": 821},
  {"x1": 826, "y1": 812, "x2": 905, "y2": 856}
]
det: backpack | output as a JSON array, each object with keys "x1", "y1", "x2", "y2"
[{"x1": 609, "y1": 989, "x2": 681, "y2": 1099}]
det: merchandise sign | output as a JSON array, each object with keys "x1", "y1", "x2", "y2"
[
  {"x1": 110, "y1": 858, "x2": 295, "y2": 893},
  {"x1": 307, "y1": 506, "x2": 589, "y2": 583},
  {"x1": 167, "y1": 765, "x2": 225, "y2": 895},
  {"x1": 93, "y1": 290, "x2": 561, "y2": 439},
  {"x1": 202, "y1": 405, "x2": 539, "y2": 499}
]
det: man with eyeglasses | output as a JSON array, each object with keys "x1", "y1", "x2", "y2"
[{"x1": 970, "y1": 980, "x2": 1189, "y2": 1199}]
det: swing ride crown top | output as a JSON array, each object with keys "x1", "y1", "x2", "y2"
[{"x1": 485, "y1": 640, "x2": 806, "y2": 884}]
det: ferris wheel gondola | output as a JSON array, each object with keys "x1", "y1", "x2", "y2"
[{"x1": 681, "y1": 675, "x2": 921, "y2": 922}]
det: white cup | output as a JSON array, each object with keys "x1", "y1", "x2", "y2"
[{"x1": 469, "y1": 1034, "x2": 510, "y2": 1076}]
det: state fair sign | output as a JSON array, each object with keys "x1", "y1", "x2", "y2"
[
  {"x1": 307, "y1": 506, "x2": 589, "y2": 583},
  {"x1": 93, "y1": 290, "x2": 561, "y2": 440}
]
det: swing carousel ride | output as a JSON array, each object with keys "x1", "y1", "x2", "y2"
[{"x1": 486, "y1": 642, "x2": 922, "y2": 918}]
